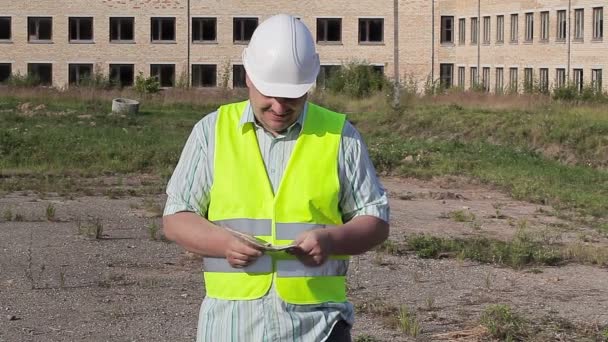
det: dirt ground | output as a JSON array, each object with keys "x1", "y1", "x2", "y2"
[{"x1": 1, "y1": 176, "x2": 607, "y2": 341}]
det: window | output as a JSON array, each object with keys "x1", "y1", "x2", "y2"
[
  {"x1": 470, "y1": 67, "x2": 478, "y2": 88},
  {"x1": 359, "y1": 18, "x2": 383, "y2": 43},
  {"x1": 109, "y1": 64, "x2": 134, "y2": 87},
  {"x1": 233, "y1": 17, "x2": 257, "y2": 43},
  {"x1": 0, "y1": 17, "x2": 11, "y2": 40},
  {"x1": 574, "y1": 9, "x2": 584, "y2": 40},
  {"x1": 317, "y1": 18, "x2": 341, "y2": 43},
  {"x1": 459, "y1": 18, "x2": 466, "y2": 44},
  {"x1": 557, "y1": 10, "x2": 567, "y2": 41},
  {"x1": 28, "y1": 63, "x2": 52, "y2": 85},
  {"x1": 458, "y1": 66, "x2": 465, "y2": 88},
  {"x1": 440, "y1": 63, "x2": 453, "y2": 89},
  {"x1": 556, "y1": 68, "x2": 566, "y2": 88},
  {"x1": 192, "y1": 17, "x2": 217, "y2": 42},
  {"x1": 0, "y1": 63, "x2": 11, "y2": 83},
  {"x1": 28, "y1": 17, "x2": 52, "y2": 41},
  {"x1": 192, "y1": 64, "x2": 217, "y2": 87},
  {"x1": 525, "y1": 13, "x2": 534, "y2": 42},
  {"x1": 495, "y1": 68, "x2": 504, "y2": 94},
  {"x1": 524, "y1": 68, "x2": 534, "y2": 92},
  {"x1": 483, "y1": 16, "x2": 490, "y2": 44},
  {"x1": 470, "y1": 17, "x2": 478, "y2": 44},
  {"x1": 68, "y1": 64, "x2": 93, "y2": 85},
  {"x1": 110, "y1": 17, "x2": 134, "y2": 42},
  {"x1": 593, "y1": 7, "x2": 603, "y2": 40},
  {"x1": 69, "y1": 17, "x2": 93, "y2": 42},
  {"x1": 232, "y1": 64, "x2": 246, "y2": 88},
  {"x1": 573, "y1": 69, "x2": 584, "y2": 92},
  {"x1": 509, "y1": 67, "x2": 518, "y2": 92},
  {"x1": 510, "y1": 14, "x2": 518, "y2": 42},
  {"x1": 151, "y1": 17, "x2": 175, "y2": 42},
  {"x1": 440, "y1": 16, "x2": 454, "y2": 43},
  {"x1": 539, "y1": 68, "x2": 549, "y2": 93},
  {"x1": 592, "y1": 69, "x2": 602, "y2": 92},
  {"x1": 317, "y1": 65, "x2": 340, "y2": 88},
  {"x1": 540, "y1": 12, "x2": 549, "y2": 41},
  {"x1": 496, "y1": 15, "x2": 504, "y2": 43},
  {"x1": 482, "y1": 67, "x2": 490, "y2": 92},
  {"x1": 150, "y1": 64, "x2": 175, "y2": 87}
]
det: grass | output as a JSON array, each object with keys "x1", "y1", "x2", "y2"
[
  {"x1": 397, "y1": 304, "x2": 422, "y2": 337},
  {"x1": 480, "y1": 304, "x2": 529, "y2": 341},
  {"x1": 405, "y1": 229, "x2": 608, "y2": 268},
  {"x1": 45, "y1": 203, "x2": 56, "y2": 221},
  {"x1": 148, "y1": 222, "x2": 159, "y2": 241},
  {"x1": 77, "y1": 217, "x2": 104, "y2": 239}
]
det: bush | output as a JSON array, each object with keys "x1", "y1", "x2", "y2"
[
  {"x1": 6, "y1": 73, "x2": 41, "y2": 87},
  {"x1": 325, "y1": 61, "x2": 389, "y2": 98},
  {"x1": 135, "y1": 72, "x2": 160, "y2": 94}
]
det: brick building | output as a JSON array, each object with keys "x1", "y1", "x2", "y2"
[{"x1": 0, "y1": 1, "x2": 604, "y2": 93}]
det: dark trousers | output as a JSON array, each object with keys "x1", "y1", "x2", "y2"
[{"x1": 326, "y1": 320, "x2": 352, "y2": 342}]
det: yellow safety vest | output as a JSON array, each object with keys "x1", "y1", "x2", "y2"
[{"x1": 204, "y1": 100, "x2": 348, "y2": 304}]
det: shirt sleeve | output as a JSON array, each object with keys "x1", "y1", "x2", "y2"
[
  {"x1": 163, "y1": 112, "x2": 216, "y2": 217},
  {"x1": 338, "y1": 121, "x2": 390, "y2": 223}
]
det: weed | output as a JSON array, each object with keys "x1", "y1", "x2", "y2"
[
  {"x1": 397, "y1": 304, "x2": 421, "y2": 337},
  {"x1": 354, "y1": 335, "x2": 379, "y2": 342},
  {"x1": 484, "y1": 271, "x2": 492, "y2": 289},
  {"x1": 480, "y1": 304, "x2": 528, "y2": 341},
  {"x1": 449, "y1": 209, "x2": 476, "y2": 222},
  {"x1": 78, "y1": 217, "x2": 104, "y2": 239},
  {"x1": 3, "y1": 209, "x2": 13, "y2": 221},
  {"x1": 45, "y1": 203, "x2": 56, "y2": 221},
  {"x1": 375, "y1": 239, "x2": 403, "y2": 255},
  {"x1": 424, "y1": 296, "x2": 435, "y2": 311},
  {"x1": 148, "y1": 222, "x2": 159, "y2": 241},
  {"x1": 14, "y1": 213, "x2": 25, "y2": 222}
]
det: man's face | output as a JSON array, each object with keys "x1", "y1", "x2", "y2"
[{"x1": 246, "y1": 75, "x2": 307, "y2": 136}]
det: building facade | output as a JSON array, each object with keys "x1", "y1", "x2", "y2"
[{"x1": 0, "y1": 1, "x2": 604, "y2": 93}]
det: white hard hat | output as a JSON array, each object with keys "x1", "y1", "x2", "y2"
[{"x1": 242, "y1": 14, "x2": 320, "y2": 98}]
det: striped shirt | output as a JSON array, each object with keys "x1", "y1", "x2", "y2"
[{"x1": 164, "y1": 101, "x2": 389, "y2": 342}]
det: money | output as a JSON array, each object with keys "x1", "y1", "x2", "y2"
[{"x1": 224, "y1": 227, "x2": 297, "y2": 252}]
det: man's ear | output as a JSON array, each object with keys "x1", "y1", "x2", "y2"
[{"x1": 245, "y1": 73, "x2": 251, "y2": 88}]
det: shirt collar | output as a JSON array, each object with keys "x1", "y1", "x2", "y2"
[{"x1": 238, "y1": 100, "x2": 308, "y2": 134}]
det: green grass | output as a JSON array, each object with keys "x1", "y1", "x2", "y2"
[{"x1": 480, "y1": 304, "x2": 529, "y2": 341}]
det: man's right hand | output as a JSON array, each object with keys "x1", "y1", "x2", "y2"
[{"x1": 224, "y1": 235, "x2": 265, "y2": 268}]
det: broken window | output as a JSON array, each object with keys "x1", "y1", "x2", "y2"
[
  {"x1": 0, "y1": 17, "x2": 11, "y2": 40},
  {"x1": 524, "y1": 68, "x2": 534, "y2": 92},
  {"x1": 232, "y1": 64, "x2": 246, "y2": 88},
  {"x1": 110, "y1": 17, "x2": 134, "y2": 42},
  {"x1": 470, "y1": 17, "x2": 478, "y2": 44},
  {"x1": 69, "y1": 64, "x2": 93, "y2": 85},
  {"x1": 458, "y1": 66, "x2": 465, "y2": 88},
  {"x1": 151, "y1": 17, "x2": 175, "y2": 41},
  {"x1": 440, "y1": 64, "x2": 453, "y2": 89},
  {"x1": 470, "y1": 67, "x2": 478, "y2": 87},
  {"x1": 316, "y1": 65, "x2": 340, "y2": 89},
  {"x1": 359, "y1": 18, "x2": 383, "y2": 43},
  {"x1": 233, "y1": 18, "x2": 257, "y2": 43},
  {"x1": 28, "y1": 63, "x2": 52, "y2": 85},
  {"x1": 192, "y1": 64, "x2": 217, "y2": 87},
  {"x1": 482, "y1": 67, "x2": 490, "y2": 92},
  {"x1": 109, "y1": 64, "x2": 134, "y2": 87},
  {"x1": 592, "y1": 69, "x2": 602, "y2": 92},
  {"x1": 556, "y1": 10, "x2": 567, "y2": 41},
  {"x1": 573, "y1": 69, "x2": 584, "y2": 92},
  {"x1": 539, "y1": 68, "x2": 549, "y2": 93},
  {"x1": 496, "y1": 15, "x2": 504, "y2": 43},
  {"x1": 593, "y1": 7, "x2": 603, "y2": 40},
  {"x1": 440, "y1": 16, "x2": 454, "y2": 43},
  {"x1": 459, "y1": 18, "x2": 466, "y2": 44},
  {"x1": 509, "y1": 68, "x2": 518, "y2": 92},
  {"x1": 495, "y1": 68, "x2": 504, "y2": 94},
  {"x1": 555, "y1": 68, "x2": 566, "y2": 88},
  {"x1": 317, "y1": 18, "x2": 341, "y2": 43},
  {"x1": 192, "y1": 17, "x2": 216, "y2": 42},
  {"x1": 524, "y1": 13, "x2": 533, "y2": 42},
  {"x1": 28, "y1": 17, "x2": 52, "y2": 41},
  {"x1": 510, "y1": 14, "x2": 518, "y2": 43},
  {"x1": 0, "y1": 63, "x2": 11, "y2": 83},
  {"x1": 540, "y1": 11, "x2": 549, "y2": 41},
  {"x1": 574, "y1": 9, "x2": 584, "y2": 40},
  {"x1": 69, "y1": 17, "x2": 93, "y2": 42},
  {"x1": 151, "y1": 64, "x2": 175, "y2": 87},
  {"x1": 483, "y1": 16, "x2": 490, "y2": 44}
]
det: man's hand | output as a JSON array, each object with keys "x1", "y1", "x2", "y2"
[
  {"x1": 291, "y1": 229, "x2": 333, "y2": 266},
  {"x1": 225, "y1": 236, "x2": 265, "y2": 268}
]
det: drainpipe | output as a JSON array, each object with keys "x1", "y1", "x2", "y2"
[
  {"x1": 567, "y1": 0, "x2": 571, "y2": 83},
  {"x1": 477, "y1": 0, "x2": 480, "y2": 85},
  {"x1": 187, "y1": 0, "x2": 191, "y2": 87},
  {"x1": 393, "y1": 0, "x2": 400, "y2": 107},
  {"x1": 431, "y1": 0, "x2": 435, "y2": 82}
]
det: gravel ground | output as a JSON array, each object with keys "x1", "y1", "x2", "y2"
[{"x1": 1, "y1": 176, "x2": 607, "y2": 341}]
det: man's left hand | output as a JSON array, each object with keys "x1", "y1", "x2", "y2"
[{"x1": 291, "y1": 229, "x2": 333, "y2": 266}]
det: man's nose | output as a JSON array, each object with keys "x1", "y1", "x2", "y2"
[{"x1": 270, "y1": 98, "x2": 290, "y2": 115}]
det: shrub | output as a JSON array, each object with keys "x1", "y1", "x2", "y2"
[
  {"x1": 135, "y1": 72, "x2": 160, "y2": 94},
  {"x1": 325, "y1": 61, "x2": 389, "y2": 98}
]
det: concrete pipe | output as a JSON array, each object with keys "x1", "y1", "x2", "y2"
[{"x1": 111, "y1": 98, "x2": 140, "y2": 115}]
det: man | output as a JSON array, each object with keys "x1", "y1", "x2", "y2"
[{"x1": 163, "y1": 14, "x2": 389, "y2": 342}]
